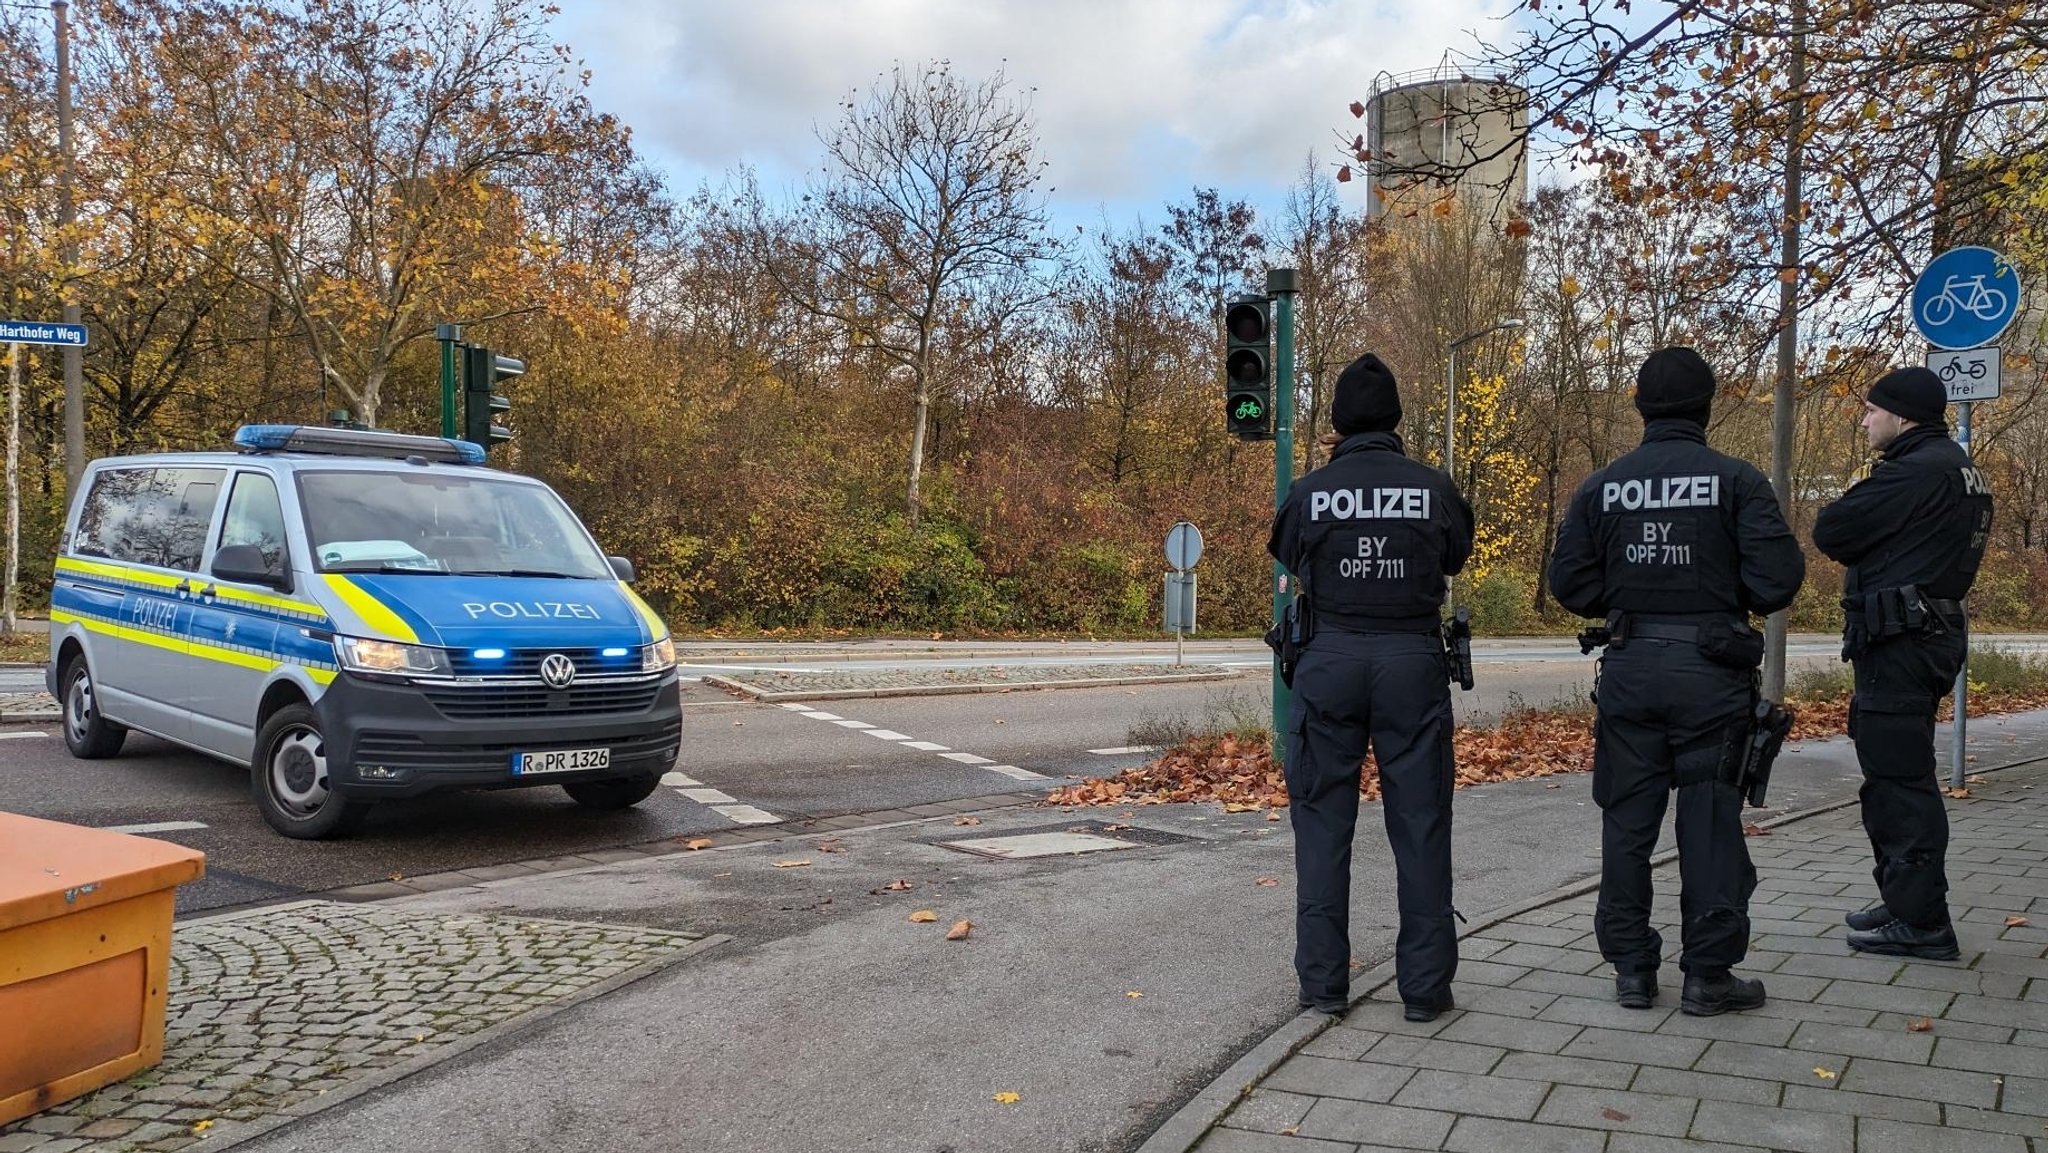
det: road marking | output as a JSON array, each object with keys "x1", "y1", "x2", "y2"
[
  {"x1": 989, "y1": 765, "x2": 1048, "y2": 781},
  {"x1": 902, "y1": 740, "x2": 950, "y2": 752},
  {"x1": 663, "y1": 771, "x2": 702, "y2": 787},
  {"x1": 832, "y1": 720, "x2": 874, "y2": 729},
  {"x1": 800, "y1": 710, "x2": 844, "y2": 720},
  {"x1": 778, "y1": 703, "x2": 814, "y2": 711},
  {"x1": 0, "y1": 731, "x2": 50, "y2": 740},
  {"x1": 863, "y1": 729, "x2": 912, "y2": 741},
  {"x1": 713, "y1": 804, "x2": 780, "y2": 825},
  {"x1": 1088, "y1": 746, "x2": 1158, "y2": 756},
  {"x1": 101, "y1": 820, "x2": 208, "y2": 834},
  {"x1": 679, "y1": 787, "x2": 738, "y2": 805},
  {"x1": 940, "y1": 752, "x2": 995, "y2": 765}
]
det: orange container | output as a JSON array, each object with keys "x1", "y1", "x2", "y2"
[{"x1": 0, "y1": 813, "x2": 205, "y2": 1125}]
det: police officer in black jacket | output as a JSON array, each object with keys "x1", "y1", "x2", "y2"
[
  {"x1": 1268, "y1": 353, "x2": 1474, "y2": 1023},
  {"x1": 1813, "y1": 366, "x2": 1992, "y2": 961},
  {"x1": 1549, "y1": 347, "x2": 1804, "y2": 1017}
]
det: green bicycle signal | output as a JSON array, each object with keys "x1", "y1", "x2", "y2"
[{"x1": 1235, "y1": 397, "x2": 1266, "y2": 420}]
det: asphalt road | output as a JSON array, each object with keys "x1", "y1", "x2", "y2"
[{"x1": 2, "y1": 635, "x2": 2038, "y2": 914}]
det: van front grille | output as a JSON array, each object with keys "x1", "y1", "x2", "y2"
[{"x1": 422, "y1": 678, "x2": 665, "y2": 720}]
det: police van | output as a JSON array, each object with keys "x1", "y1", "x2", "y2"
[{"x1": 48, "y1": 425, "x2": 682, "y2": 839}]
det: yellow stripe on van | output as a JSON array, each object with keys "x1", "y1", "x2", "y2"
[
  {"x1": 622, "y1": 585, "x2": 670, "y2": 641},
  {"x1": 212, "y1": 585, "x2": 326, "y2": 618},
  {"x1": 52, "y1": 609, "x2": 336, "y2": 684},
  {"x1": 321, "y1": 575, "x2": 419, "y2": 643},
  {"x1": 57, "y1": 555, "x2": 326, "y2": 618}
]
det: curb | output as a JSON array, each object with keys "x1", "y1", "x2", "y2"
[
  {"x1": 183, "y1": 909, "x2": 733, "y2": 1153},
  {"x1": 701, "y1": 669, "x2": 1241, "y2": 702},
  {"x1": 1135, "y1": 745, "x2": 2048, "y2": 1153},
  {"x1": 0, "y1": 709, "x2": 57, "y2": 723}
]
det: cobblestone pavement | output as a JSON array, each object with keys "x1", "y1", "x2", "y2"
[
  {"x1": 1190, "y1": 759, "x2": 2048, "y2": 1153},
  {"x1": 705, "y1": 660, "x2": 1238, "y2": 699},
  {"x1": 0, "y1": 901, "x2": 715, "y2": 1153}
]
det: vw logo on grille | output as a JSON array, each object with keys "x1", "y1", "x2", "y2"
[{"x1": 539, "y1": 653, "x2": 577, "y2": 689}]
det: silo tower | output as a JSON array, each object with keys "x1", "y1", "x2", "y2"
[{"x1": 1367, "y1": 65, "x2": 1529, "y2": 224}]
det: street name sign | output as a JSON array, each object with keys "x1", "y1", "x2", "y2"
[
  {"x1": 1926, "y1": 345, "x2": 2001, "y2": 403},
  {"x1": 1912, "y1": 247, "x2": 2020, "y2": 351},
  {"x1": 0, "y1": 321, "x2": 87, "y2": 347}
]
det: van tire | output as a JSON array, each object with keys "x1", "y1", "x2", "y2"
[
  {"x1": 252, "y1": 704, "x2": 371, "y2": 839},
  {"x1": 60, "y1": 655, "x2": 127, "y2": 759},
  {"x1": 563, "y1": 774, "x2": 662, "y2": 810}
]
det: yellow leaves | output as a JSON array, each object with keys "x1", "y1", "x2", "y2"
[
  {"x1": 1255, "y1": 877, "x2": 1281, "y2": 887},
  {"x1": 1223, "y1": 802, "x2": 1261, "y2": 814},
  {"x1": 772, "y1": 859, "x2": 812, "y2": 868},
  {"x1": 946, "y1": 919, "x2": 974, "y2": 941},
  {"x1": 2007, "y1": 916, "x2": 2031, "y2": 928},
  {"x1": 683, "y1": 838, "x2": 713, "y2": 851},
  {"x1": 953, "y1": 816, "x2": 983, "y2": 826},
  {"x1": 1813, "y1": 1067, "x2": 1837, "y2": 1080},
  {"x1": 910, "y1": 910, "x2": 939, "y2": 923},
  {"x1": 1560, "y1": 274, "x2": 1581, "y2": 297},
  {"x1": 1945, "y1": 787, "x2": 1971, "y2": 799},
  {"x1": 993, "y1": 1091, "x2": 1021, "y2": 1104},
  {"x1": 873, "y1": 879, "x2": 914, "y2": 893},
  {"x1": 1592, "y1": 335, "x2": 1613, "y2": 352},
  {"x1": 1126, "y1": 990, "x2": 1144, "y2": 999},
  {"x1": 191, "y1": 1120, "x2": 214, "y2": 1134}
]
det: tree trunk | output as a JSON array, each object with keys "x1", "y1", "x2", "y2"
[{"x1": 905, "y1": 345, "x2": 931, "y2": 528}]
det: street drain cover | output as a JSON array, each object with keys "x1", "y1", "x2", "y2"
[{"x1": 941, "y1": 831, "x2": 1138, "y2": 859}]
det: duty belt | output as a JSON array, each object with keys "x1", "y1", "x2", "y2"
[{"x1": 1628, "y1": 623, "x2": 1701, "y2": 643}]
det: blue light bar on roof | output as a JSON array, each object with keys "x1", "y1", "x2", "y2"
[{"x1": 234, "y1": 425, "x2": 487, "y2": 465}]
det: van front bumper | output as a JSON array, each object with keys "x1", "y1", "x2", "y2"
[{"x1": 315, "y1": 671, "x2": 683, "y2": 799}]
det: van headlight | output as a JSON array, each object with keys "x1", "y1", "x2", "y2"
[
  {"x1": 642, "y1": 636, "x2": 676, "y2": 672},
  {"x1": 335, "y1": 636, "x2": 453, "y2": 678}
]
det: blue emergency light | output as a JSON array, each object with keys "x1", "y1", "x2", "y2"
[{"x1": 234, "y1": 425, "x2": 488, "y2": 465}]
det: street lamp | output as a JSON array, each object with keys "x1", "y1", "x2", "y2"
[{"x1": 1443, "y1": 318, "x2": 1525, "y2": 483}]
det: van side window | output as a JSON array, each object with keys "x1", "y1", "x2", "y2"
[
  {"x1": 219, "y1": 472, "x2": 288, "y2": 576},
  {"x1": 74, "y1": 467, "x2": 226, "y2": 571}
]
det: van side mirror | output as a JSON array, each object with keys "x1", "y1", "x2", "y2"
[
  {"x1": 607, "y1": 555, "x2": 637, "y2": 583},
  {"x1": 213, "y1": 544, "x2": 290, "y2": 590}
]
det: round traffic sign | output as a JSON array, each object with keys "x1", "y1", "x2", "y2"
[
  {"x1": 1913, "y1": 247, "x2": 2022, "y2": 350},
  {"x1": 1166, "y1": 521, "x2": 1204, "y2": 571}
]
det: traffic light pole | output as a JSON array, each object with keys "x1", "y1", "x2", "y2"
[
  {"x1": 437, "y1": 324, "x2": 461, "y2": 439},
  {"x1": 1268, "y1": 268, "x2": 1299, "y2": 756}
]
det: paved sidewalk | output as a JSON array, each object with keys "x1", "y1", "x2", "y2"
[
  {"x1": 1184, "y1": 760, "x2": 2048, "y2": 1153},
  {"x1": 701, "y1": 660, "x2": 1239, "y2": 701}
]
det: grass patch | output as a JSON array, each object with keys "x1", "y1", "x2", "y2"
[
  {"x1": 1125, "y1": 685, "x2": 1271, "y2": 749},
  {"x1": 0, "y1": 629, "x2": 45, "y2": 664}
]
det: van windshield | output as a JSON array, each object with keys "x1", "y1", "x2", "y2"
[{"x1": 297, "y1": 470, "x2": 613, "y2": 578}]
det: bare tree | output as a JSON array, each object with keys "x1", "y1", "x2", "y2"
[{"x1": 768, "y1": 61, "x2": 1053, "y2": 524}]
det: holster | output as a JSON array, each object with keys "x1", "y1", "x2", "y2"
[
  {"x1": 1718, "y1": 692, "x2": 1795, "y2": 807},
  {"x1": 1696, "y1": 619, "x2": 1766, "y2": 670},
  {"x1": 1265, "y1": 593, "x2": 1314, "y2": 689},
  {"x1": 1442, "y1": 606, "x2": 1475, "y2": 691}
]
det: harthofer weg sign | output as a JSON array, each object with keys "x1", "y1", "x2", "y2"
[{"x1": 0, "y1": 321, "x2": 88, "y2": 348}]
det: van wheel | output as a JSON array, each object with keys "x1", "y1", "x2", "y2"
[
  {"x1": 563, "y1": 774, "x2": 662, "y2": 810},
  {"x1": 60, "y1": 656, "x2": 126, "y2": 759},
  {"x1": 253, "y1": 704, "x2": 370, "y2": 839}
]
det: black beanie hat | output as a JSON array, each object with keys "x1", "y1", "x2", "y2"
[
  {"x1": 1332, "y1": 353, "x2": 1402, "y2": 435},
  {"x1": 1866, "y1": 366, "x2": 1946, "y2": 425},
  {"x1": 1634, "y1": 346, "x2": 1716, "y2": 425}
]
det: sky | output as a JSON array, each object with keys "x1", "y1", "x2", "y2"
[{"x1": 551, "y1": 0, "x2": 1523, "y2": 237}]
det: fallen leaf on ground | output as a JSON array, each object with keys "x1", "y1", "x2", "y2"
[
  {"x1": 1814, "y1": 1067, "x2": 1837, "y2": 1080},
  {"x1": 1223, "y1": 802, "x2": 1261, "y2": 813},
  {"x1": 993, "y1": 1091, "x2": 1020, "y2": 1104},
  {"x1": 954, "y1": 816, "x2": 983, "y2": 826},
  {"x1": 772, "y1": 859, "x2": 811, "y2": 868},
  {"x1": 1280, "y1": 1125, "x2": 1300, "y2": 1136},
  {"x1": 1127, "y1": 991, "x2": 1144, "y2": 999},
  {"x1": 388, "y1": 871, "x2": 405, "y2": 881},
  {"x1": 1545, "y1": 782, "x2": 1562, "y2": 789},
  {"x1": 875, "y1": 879, "x2": 914, "y2": 892},
  {"x1": 1103, "y1": 823, "x2": 1131, "y2": 831},
  {"x1": 684, "y1": 838, "x2": 713, "y2": 851},
  {"x1": 1968, "y1": 774, "x2": 1987, "y2": 783},
  {"x1": 191, "y1": 1120, "x2": 214, "y2": 1134},
  {"x1": 1908, "y1": 1017, "x2": 1934, "y2": 1032},
  {"x1": 817, "y1": 841, "x2": 847, "y2": 853},
  {"x1": 946, "y1": 920, "x2": 974, "y2": 940},
  {"x1": 1945, "y1": 788, "x2": 1971, "y2": 799},
  {"x1": 994, "y1": 719, "x2": 1006, "y2": 724},
  {"x1": 1267, "y1": 810, "x2": 1283, "y2": 821},
  {"x1": 1744, "y1": 824, "x2": 1770, "y2": 837},
  {"x1": 910, "y1": 910, "x2": 939, "y2": 923},
  {"x1": 1255, "y1": 877, "x2": 1281, "y2": 887},
  {"x1": 1601, "y1": 1108, "x2": 1630, "y2": 1122},
  {"x1": 713, "y1": 871, "x2": 732, "y2": 878},
  {"x1": 2008, "y1": 916, "x2": 2031, "y2": 928},
  {"x1": 732, "y1": 720, "x2": 744, "y2": 726}
]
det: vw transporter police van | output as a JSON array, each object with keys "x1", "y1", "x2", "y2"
[{"x1": 48, "y1": 425, "x2": 682, "y2": 838}]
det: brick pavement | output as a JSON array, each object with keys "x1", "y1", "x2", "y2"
[
  {"x1": 0, "y1": 901, "x2": 715, "y2": 1153},
  {"x1": 1192, "y1": 760, "x2": 2048, "y2": 1153}
]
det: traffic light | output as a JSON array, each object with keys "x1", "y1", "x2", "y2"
[
  {"x1": 1224, "y1": 296, "x2": 1272, "y2": 439},
  {"x1": 461, "y1": 343, "x2": 523, "y2": 452}
]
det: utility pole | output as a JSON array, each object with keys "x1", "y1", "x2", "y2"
[
  {"x1": 1763, "y1": 0, "x2": 1806, "y2": 704},
  {"x1": 1268, "y1": 268, "x2": 1299, "y2": 752},
  {"x1": 54, "y1": 0, "x2": 83, "y2": 493}
]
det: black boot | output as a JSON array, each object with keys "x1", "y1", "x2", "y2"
[
  {"x1": 1403, "y1": 990, "x2": 1456, "y2": 1023},
  {"x1": 1614, "y1": 972, "x2": 1658, "y2": 1010},
  {"x1": 1846, "y1": 918, "x2": 1960, "y2": 961},
  {"x1": 1844, "y1": 904, "x2": 1895, "y2": 931},
  {"x1": 1681, "y1": 971, "x2": 1766, "y2": 1017}
]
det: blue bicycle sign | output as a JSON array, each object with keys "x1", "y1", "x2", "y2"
[{"x1": 1913, "y1": 247, "x2": 2022, "y2": 350}]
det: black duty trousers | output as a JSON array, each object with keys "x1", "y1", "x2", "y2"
[
  {"x1": 1851, "y1": 629, "x2": 1967, "y2": 929},
  {"x1": 1592, "y1": 638, "x2": 1757, "y2": 976},
  {"x1": 1282, "y1": 628, "x2": 1455, "y2": 1008}
]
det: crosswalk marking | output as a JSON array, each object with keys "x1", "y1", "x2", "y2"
[
  {"x1": 863, "y1": 729, "x2": 912, "y2": 741},
  {"x1": 989, "y1": 766, "x2": 1048, "y2": 781},
  {"x1": 662, "y1": 771, "x2": 702, "y2": 787},
  {"x1": 774, "y1": 705, "x2": 1059, "y2": 787},
  {"x1": 939, "y1": 752, "x2": 995, "y2": 765},
  {"x1": 679, "y1": 787, "x2": 738, "y2": 805},
  {"x1": 712, "y1": 804, "x2": 780, "y2": 825},
  {"x1": 100, "y1": 820, "x2": 208, "y2": 834},
  {"x1": 0, "y1": 731, "x2": 50, "y2": 741},
  {"x1": 1088, "y1": 745, "x2": 1158, "y2": 756},
  {"x1": 832, "y1": 720, "x2": 875, "y2": 729},
  {"x1": 902, "y1": 740, "x2": 950, "y2": 752},
  {"x1": 800, "y1": 710, "x2": 844, "y2": 720}
]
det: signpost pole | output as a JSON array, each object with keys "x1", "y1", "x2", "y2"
[
  {"x1": 1268, "y1": 269, "x2": 1299, "y2": 753},
  {"x1": 1952, "y1": 399, "x2": 1972, "y2": 790},
  {"x1": 4, "y1": 342, "x2": 18, "y2": 635}
]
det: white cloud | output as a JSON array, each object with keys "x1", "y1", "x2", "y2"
[{"x1": 556, "y1": 0, "x2": 1517, "y2": 215}]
